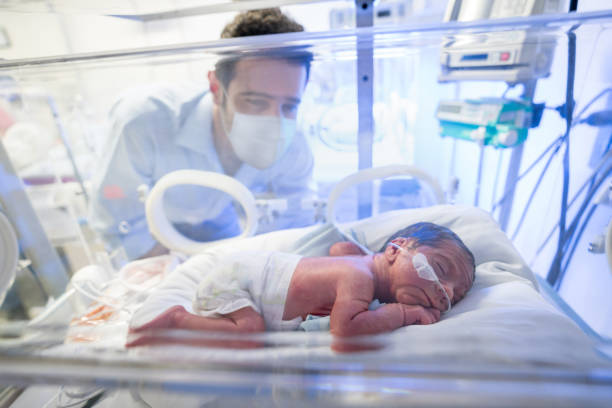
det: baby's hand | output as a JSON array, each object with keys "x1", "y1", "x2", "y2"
[
  {"x1": 130, "y1": 305, "x2": 186, "y2": 333},
  {"x1": 399, "y1": 304, "x2": 441, "y2": 326},
  {"x1": 126, "y1": 305, "x2": 187, "y2": 347}
]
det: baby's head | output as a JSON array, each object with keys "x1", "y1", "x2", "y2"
[{"x1": 379, "y1": 222, "x2": 475, "y2": 312}]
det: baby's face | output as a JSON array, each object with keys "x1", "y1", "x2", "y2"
[{"x1": 388, "y1": 240, "x2": 474, "y2": 312}]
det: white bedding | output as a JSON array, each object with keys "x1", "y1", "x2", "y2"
[{"x1": 126, "y1": 204, "x2": 606, "y2": 368}]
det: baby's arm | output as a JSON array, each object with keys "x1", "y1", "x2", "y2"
[
  {"x1": 127, "y1": 306, "x2": 265, "y2": 347},
  {"x1": 330, "y1": 299, "x2": 440, "y2": 337}
]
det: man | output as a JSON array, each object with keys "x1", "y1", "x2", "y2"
[{"x1": 89, "y1": 9, "x2": 315, "y2": 260}]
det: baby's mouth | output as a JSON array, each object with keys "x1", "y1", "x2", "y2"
[
  {"x1": 424, "y1": 288, "x2": 446, "y2": 312},
  {"x1": 421, "y1": 289, "x2": 436, "y2": 309}
]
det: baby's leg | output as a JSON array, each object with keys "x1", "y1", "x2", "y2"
[
  {"x1": 131, "y1": 305, "x2": 265, "y2": 333},
  {"x1": 127, "y1": 306, "x2": 265, "y2": 347},
  {"x1": 178, "y1": 307, "x2": 265, "y2": 333}
]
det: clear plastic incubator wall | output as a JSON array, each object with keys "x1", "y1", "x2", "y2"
[{"x1": 0, "y1": 0, "x2": 611, "y2": 407}]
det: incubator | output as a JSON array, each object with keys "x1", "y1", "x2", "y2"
[{"x1": 0, "y1": 0, "x2": 611, "y2": 407}]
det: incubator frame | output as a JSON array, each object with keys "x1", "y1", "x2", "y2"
[{"x1": 0, "y1": 2, "x2": 611, "y2": 406}]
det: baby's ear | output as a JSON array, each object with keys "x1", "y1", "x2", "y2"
[{"x1": 384, "y1": 242, "x2": 400, "y2": 262}]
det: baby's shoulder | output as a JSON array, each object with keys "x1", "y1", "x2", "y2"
[{"x1": 334, "y1": 257, "x2": 375, "y2": 283}]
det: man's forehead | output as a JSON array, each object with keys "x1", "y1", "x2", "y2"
[{"x1": 229, "y1": 58, "x2": 306, "y2": 95}]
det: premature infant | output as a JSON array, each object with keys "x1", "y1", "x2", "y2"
[{"x1": 129, "y1": 222, "x2": 475, "y2": 343}]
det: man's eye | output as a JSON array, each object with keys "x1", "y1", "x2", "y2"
[
  {"x1": 246, "y1": 99, "x2": 268, "y2": 108},
  {"x1": 283, "y1": 104, "x2": 298, "y2": 113}
]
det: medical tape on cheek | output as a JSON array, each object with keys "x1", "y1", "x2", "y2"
[
  {"x1": 412, "y1": 252, "x2": 451, "y2": 312},
  {"x1": 411, "y1": 253, "x2": 437, "y2": 281}
]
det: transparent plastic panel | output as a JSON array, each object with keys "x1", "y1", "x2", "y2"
[
  {"x1": 0, "y1": 0, "x2": 349, "y2": 15},
  {"x1": 0, "y1": 8, "x2": 612, "y2": 407}
]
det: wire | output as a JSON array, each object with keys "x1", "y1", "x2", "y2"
[
  {"x1": 548, "y1": 160, "x2": 612, "y2": 285},
  {"x1": 530, "y1": 149, "x2": 612, "y2": 264},
  {"x1": 490, "y1": 149, "x2": 504, "y2": 213},
  {"x1": 605, "y1": 133, "x2": 612, "y2": 156},
  {"x1": 556, "y1": 204, "x2": 598, "y2": 290},
  {"x1": 491, "y1": 136, "x2": 563, "y2": 212},
  {"x1": 474, "y1": 143, "x2": 485, "y2": 206},
  {"x1": 572, "y1": 87, "x2": 612, "y2": 124},
  {"x1": 588, "y1": 132, "x2": 612, "y2": 192},
  {"x1": 561, "y1": 162, "x2": 612, "y2": 250},
  {"x1": 511, "y1": 140, "x2": 562, "y2": 241},
  {"x1": 546, "y1": 25, "x2": 578, "y2": 286},
  {"x1": 558, "y1": 171, "x2": 610, "y2": 289}
]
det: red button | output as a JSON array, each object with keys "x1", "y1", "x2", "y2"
[{"x1": 500, "y1": 52, "x2": 510, "y2": 61}]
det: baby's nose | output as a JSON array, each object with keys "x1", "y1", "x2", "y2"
[{"x1": 434, "y1": 284, "x2": 452, "y2": 310}]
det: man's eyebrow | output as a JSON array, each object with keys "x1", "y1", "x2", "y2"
[{"x1": 237, "y1": 91, "x2": 301, "y2": 104}]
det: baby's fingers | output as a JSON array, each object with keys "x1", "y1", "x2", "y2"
[
  {"x1": 401, "y1": 305, "x2": 441, "y2": 325},
  {"x1": 129, "y1": 305, "x2": 184, "y2": 333},
  {"x1": 429, "y1": 308, "x2": 441, "y2": 322}
]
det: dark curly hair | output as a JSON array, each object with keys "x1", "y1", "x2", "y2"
[
  {"x1": 220, "y1": 8, "x2": 304, "y2": 38},
  {"x1": 215, "y1": 8, "x2": 312, "y2": 88},
  {"x1": 380, "y1": 222, "x2": 476, "y2": 280}
]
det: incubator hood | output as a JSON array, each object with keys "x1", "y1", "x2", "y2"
[{"x1": 0, "y1": 2, "x2": 611, "y2": 407}]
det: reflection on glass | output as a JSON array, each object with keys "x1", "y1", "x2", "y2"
[{"x1": 162, "y1": 184, "x2": 244, "y2": 243}]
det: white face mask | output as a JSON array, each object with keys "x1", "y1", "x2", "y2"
[{"x1": 221, "y1": 108, "x2": 297, "y2": 170}]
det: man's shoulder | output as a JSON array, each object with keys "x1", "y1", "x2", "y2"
[{"x1": 110, "y1": 82, "x2": 208, "y2": 122}]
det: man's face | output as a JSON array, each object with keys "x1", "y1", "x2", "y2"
[
  {"x1": 388, "y1": 240, "x2": 474, "y2": 312},
  {"x1": 220, "y1": 57, "x2": 307, "y2": 125}
]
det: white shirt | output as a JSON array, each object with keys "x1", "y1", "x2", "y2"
[{"x1": 89, "y1": 83, "x2": 314, "y2": 259}]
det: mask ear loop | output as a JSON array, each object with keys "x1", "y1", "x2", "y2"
[{"x1": 389, "y1": 242, "x2": 452, "y2": 312}]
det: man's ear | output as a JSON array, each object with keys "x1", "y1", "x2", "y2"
[{"x1": 208, "y1": 71, "x2": 222, "y2": 105}]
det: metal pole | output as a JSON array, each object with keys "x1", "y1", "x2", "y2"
[
  {"x1": 355, "y1": 0, "x2": 374, "y2": 219},
  {"x1": 474, "y1": 142, "x2": 485, "y2": 207},
  {"x1": 498, "y1": 79, "x2": 537, "y2": 231},
  {"x1": 0, "y1": 142, "x2": 69, "y2": 298}
]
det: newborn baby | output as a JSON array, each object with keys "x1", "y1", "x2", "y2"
[{"x1": 129, "y1": 222, "x2": 475, "y2": 343}]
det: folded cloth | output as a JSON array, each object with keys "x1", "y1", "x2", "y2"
[{"x1": 193, "y1": 251, "x2": 303, "y2": 331}]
